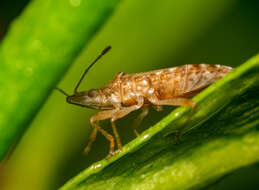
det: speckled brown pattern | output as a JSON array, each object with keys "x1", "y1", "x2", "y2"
[
  {"x1": 66, "y1": 63, "x2": 233, "y2": 157},
  {"x1": 98, "y1": 64, "x2": 232, "y2": 106}
]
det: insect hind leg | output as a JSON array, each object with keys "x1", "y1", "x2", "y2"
[
  {"x1": 148, "y1": 97, "x2": 196, "y2": 108},
  {"x1": 174, "y1": 101, "x2": 197, "y2": 143},
  {"x1": 147, "y1": 96, "x2": 197, "y2": 143}
]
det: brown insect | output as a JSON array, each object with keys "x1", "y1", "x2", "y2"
[{"x1": 57, "y1": 46, "x2": 232, "y2": 157}]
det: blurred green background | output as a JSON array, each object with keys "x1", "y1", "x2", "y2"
[{"x1": 0, "y1": 0, "x2": 259, "y2": 189}]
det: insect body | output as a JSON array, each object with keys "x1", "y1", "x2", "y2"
[{"x1": 57, "y1": 46, "x2": 233, "y2": 157}]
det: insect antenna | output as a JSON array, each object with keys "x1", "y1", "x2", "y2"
[
  {"x1": 74, "y1": 46, "x2": 112, "y2": 94},
  {"x1": 55, "y1": 87, "x2": 69, "y2": 97}
]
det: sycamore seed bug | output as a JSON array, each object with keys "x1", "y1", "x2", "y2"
[{"x1": 57, "y1": 46, "x2": 233, "y2": 158}]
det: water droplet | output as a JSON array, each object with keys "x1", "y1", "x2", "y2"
[
  {"x1": 143, "y1": 134, "x2": 149, "y2": 139},
  {"x1": 91, "y1": 163, "x2": 102, "y2": 170}
]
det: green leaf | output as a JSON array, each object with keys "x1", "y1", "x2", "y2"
[
  {"x1": 0, "y1": 0, "x2": 122, "y2": 161},
  {"x1": 60, "y1": 54, "x2": 259, "y2": 189}
]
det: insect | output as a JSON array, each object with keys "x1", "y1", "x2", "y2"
[{"x1": 57, "y1": 46, "x2": 233, "y2": 158}]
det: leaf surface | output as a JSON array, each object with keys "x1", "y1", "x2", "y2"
[{"x1": 0, "y1": 0, "x2": 122, "y2": 160}]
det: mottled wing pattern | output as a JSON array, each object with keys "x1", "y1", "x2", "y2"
[
  {"x1": 119, "y1": 64, "x2": 232, "y2": 105},
  {"x1": 175, "y1": 64, "x2": 232, "y2": 96}
]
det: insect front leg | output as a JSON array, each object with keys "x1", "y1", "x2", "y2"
[
  {"x1": 83, "y1": 127, "x2": 98, "y2": 155},
  {"x1": 110, "y1": 96, "x2": 144, "y2": 149},
  {"x1": 132, "y1": 106, "x2": 149, "y2": 136},
  {"x1": 84, "y1": 109, "x2": 118, "y2": 156}
]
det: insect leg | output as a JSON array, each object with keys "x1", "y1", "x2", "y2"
[
  {"x1": 111, "y1": 97, "x2": 144, "y2": 121},
  {"x1": 84, "y1": 127, "x2": 98, "y2": 155},
  {"x1": 111, "y1": 121, "x2": 122, "y2": 150},
  {"x1": 110, "y1": 97, "x2": 144, "y2": 150},
  {"x1": 174, "y1": 104, "x2": 197, "y2": 144},
  {"x1": 148, "y1": 96, "x2": 196, "y2": 143},
  {"x1": 132, "y1": 106, "x2": 149, "y2": 136},
  {"x1": 152, "y1": 105, "x2": 163, "y2": 112},
  {"x1": 148, "y1": 96, "x2": 196, "y2": 108},
  {"x1": 86, "y1": 109, "x2": 118, "y2": 155}
]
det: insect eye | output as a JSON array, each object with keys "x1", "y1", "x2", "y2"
[{"x1": 88, "y1": 90, "x2": 98, "y2": 98}]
